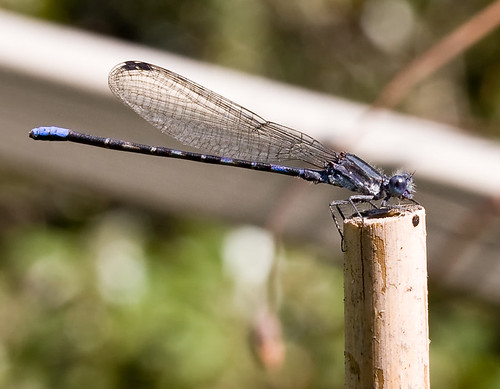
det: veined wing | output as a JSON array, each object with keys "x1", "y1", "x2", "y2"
[{"x1": 108, "y1": 61, "x2": 337, "y2": 168}]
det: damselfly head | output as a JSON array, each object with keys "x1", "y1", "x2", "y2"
[{"x1": 386, "y1": 173, "x2": 414, "y2": 199}]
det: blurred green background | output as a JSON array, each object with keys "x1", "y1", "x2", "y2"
[{"x1": 1, "y1": 0, "x2": 500, "y2": 388}]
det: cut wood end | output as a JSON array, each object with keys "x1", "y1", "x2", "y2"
[
  {"x1": 343, "y1": 204, "x2": 426, "y2": 258},
  {"x1": 345, "y1": 204, "x2": 424, "y2": 228}
]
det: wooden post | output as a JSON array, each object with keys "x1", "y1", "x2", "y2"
[{"x1": 343, "y1": 206, "x2": 429, "y2": 389}]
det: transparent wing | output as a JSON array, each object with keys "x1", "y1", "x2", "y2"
[{"x1": 108, "y1": 61, "x2": 337, "y2": 167}]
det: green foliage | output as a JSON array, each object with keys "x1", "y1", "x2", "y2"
[{"x1": 0, "y1": 183, "x2": 348, "y2": 388}]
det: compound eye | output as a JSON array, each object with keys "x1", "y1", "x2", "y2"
[{"x1": 388, "y1": 175, "x2": 407, "y2": 196}]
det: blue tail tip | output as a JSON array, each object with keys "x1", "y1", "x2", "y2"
[{"x1": 29, "y1": 126, "x2": 70, "y2": 140}]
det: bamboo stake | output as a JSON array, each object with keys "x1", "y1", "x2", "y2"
[{"x1": 343, "y1": 206, "x2": 429, "y2": 388}]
